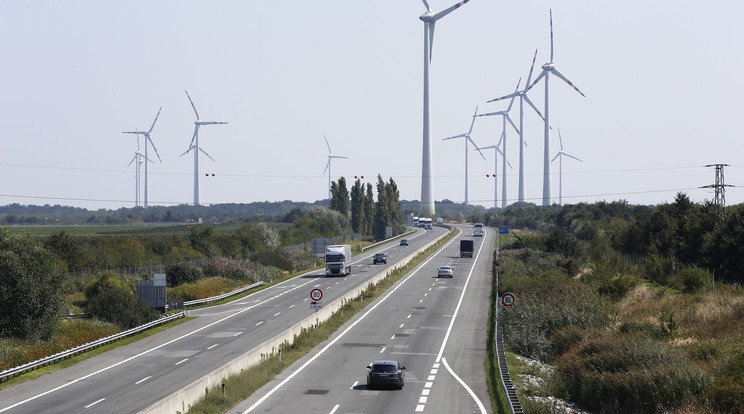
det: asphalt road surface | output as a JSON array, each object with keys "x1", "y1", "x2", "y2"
[
  {"x1": 231, "y1": 224, "x2": 495, "y2": 414},
  {"x1": 0, "y1": 227, "x2": 447, "y2": 414}
]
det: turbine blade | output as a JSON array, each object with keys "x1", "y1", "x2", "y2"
[
  {"x1": 199, "y1": 147, "x2": 215, "y2": 162},
  {"x1": 128, "y1": 156, "x2": 136, "y2": 167},
  {"x1": 323, "y1": 159, "x2": 330, "y2": 175},
  {"x1": 148, "y1": 106, "x2": 162, "y2": 133},
  {"x1": 551, "y1": 68, "x2": 586, "y2": 97},
  {"x1": 558, "y1": 128, "x2": 564, "y2": 150},
  {"x1": 185, "y1": 90, "x2": 200, "y2": 119},
  {"x1": 422, "y1": 0, "x2": 431, "y2": 12},
  {"x1": 467, "y1": 106, "x2": 478, "y2": 134},
  {"x1": 478, "y1": 145, "x2": 497, "y2": 150},
  {"x1": 525, "y1": 49, "x2": 538, "y2": 87},
  {"x1": 496, "y1": 130, "x2": 505, "y2": 147},
  {"x1": 324, "y1": 134, "x2": 332, "y2": 154},
  {"x1": 475, "y1": 110, "x2": 505, "y2": 117},
  {"x1": 179, "y1": 146, "x2": 194, "y2": 158},
  {"x1": 433, "y1": 0, "x2": 470, "y2": 21},
  {"x1": 487, "y1": 91, "x2": 520, "y2": 103},
  {"x1": 526, "y1": 69, "x2": 547, "y2": 93},
  {"x1": 330, "y1": 155, "x2": 348, "y2": 159},
  {"x1": 505, "y1": 115, "x2": 520, "y2": 135},
  {"x1": 523, "y1": 95, "x2": 545, "y2": 120},
  {"x1": 551, "y1": 153, "x2": 561, "y2": 163},
  {"x1": 147, "y1": 136, "x2": 163, "y2": 163},
  {"x1": 443, "y1": 133, "x2": 467, "y2": 140},
  {"x1": 506, "y1": 159, "x2": 514, "y2": 170},
  {"x1": 188, "y1": 126, "x2": 198, "y2": 149},
  {"x1": 563, "y1": 152, "x2": 583, "y2": 162},
  {"x1": 550, "y1": 9, "x2": 554, "y2": 62},
  {"x1": 468, "y1": 136, "x2": 486, "y2": 160}
]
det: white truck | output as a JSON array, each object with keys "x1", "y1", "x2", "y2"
[
  {"x1": 473, "y1": 223, "x2": 484, "y2": 237},
  {"x1": 325, "y1": 244, "x2": 352, "y2": 277}
]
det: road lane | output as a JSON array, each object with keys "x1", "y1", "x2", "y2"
[
  {"x1": 233, "y1": 224, "x2": 494, "y2": 414},
  {"x1": 0, "y1": 227, "x2": 445, "y2": 414}
]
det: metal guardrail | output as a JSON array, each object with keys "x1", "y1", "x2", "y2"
[
  {"x1": 496, "y1": 307, "x2": 524, "y2": 414},
  {"x1": 0, "y1": 312, "x2": 185, "y2": 383},
  {"x1": 495, "y1": 253, "x2": 524, "y2": 414},
  {"x1": 181, "y1": 281, "x2": 266, "y2": 308},
  {"x1": 360, "y1": 229, "x2": 417, "y2": 252}
]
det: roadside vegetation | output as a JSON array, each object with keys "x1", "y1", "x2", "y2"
[
  {"x1": 490, "y1": 194, "x2": 744, "y2": 413},
  {"x1": 0, "y1": 179, "x2": 407, "y2": 379}
]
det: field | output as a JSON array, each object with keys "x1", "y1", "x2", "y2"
[{"x1": 3, "y1": 222, "x2": 292, "y2": 236}]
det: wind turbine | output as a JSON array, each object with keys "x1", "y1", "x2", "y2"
[
  {"x1": 442, "y1": 106, "x2": 486, "y2": 205},
  {"x1": 486, "y1": 49, "x2": 545, "y2": 202},
  {"x1": 122, "y1": 107, "x2": 162, "y2": 208},
  {"x1": 323, "y1": 135, "x2": 348, "y2": 202},
  {"x1": 126, "y1": 135, "x2": 154, "y2": 207},
  {"x1": 180, "y1": 90, "x2": 227, "y2": 206},
  {"x1": 478, "y1": 137, "x2": 512, "y2": 209},
  {"x1": 551, "y1": 128, "x2": 582, "y2": 206},
  {"x1": 526, "y1": 9, "x2": 586, "y2": 206},
  {"x1": 476, "y1": 81, "x2": 520, "y2": 208},
  {"x1": 419, "y1": 0, "x2": 473, "y2": 216}
]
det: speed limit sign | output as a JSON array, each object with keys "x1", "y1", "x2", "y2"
[
  {"x1": 501, "y1": 292, "x2": 515, "y2": 307},
  {"x1": 310, "y1": 288, "x2": 323, "y2": 302}
]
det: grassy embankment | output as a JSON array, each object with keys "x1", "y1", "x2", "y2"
[{"x1": 495, "y1": 245, "x2": 744, "y2": 413}]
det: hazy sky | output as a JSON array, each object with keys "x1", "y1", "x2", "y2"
[{"x1": 1, "y1": 1, "x2": 742, "y2": 211}]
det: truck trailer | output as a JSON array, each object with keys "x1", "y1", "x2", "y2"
[
  {"x1": 460, "y1": 239, "x2": 474, "y2": 258},
  {"x1": 325, "y1": 244, "x2": 352, "y2": 276}
]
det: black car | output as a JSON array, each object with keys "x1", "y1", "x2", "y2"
[
  {"x1": 367, "y1": 360, "x2": 405, "y2": 389},
  {"x1": 400, "y1": 239, "x2": 409, "y2": 246},
  {"x1": 373, "y1": 253, "x2": 387, "y2": 264}
]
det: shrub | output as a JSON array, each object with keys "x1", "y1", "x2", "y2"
[
  {"x1": 87, "y1": 285, "x2": 159, "y2": 329},
  {"x1": 554, "y1": 335, "x2": 709, "y2": 413},
  {"x1": 679, "y1": 267, "x2": 706, "y2": 293},
  {"x1": 166, "y1": 263, "x2": 203, "y2": 287},
  {"x1": 201, "y1": 257, "x2": 271, "y2": 282}
]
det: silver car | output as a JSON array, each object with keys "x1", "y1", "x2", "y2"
[{"x1": 437, "y1": 266, "x2": 453, "y2": 278}]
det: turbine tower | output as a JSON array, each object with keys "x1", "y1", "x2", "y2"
[
  {"x1": 442, "y1": 106, "x2": 486, "y2": 205},
  {"x1": 419, "y1": 0, "x2": 472, "y2": 216},
  {"x1": 323, "y1": 135, "x2": 348, "y2": 202},
  {"x1": 181, "y1": 90, "x2": 227, "y2": 206},
  {"x1": 122, "y1": 107, "x2": 162, "y2": 208},
  {"x1": 476, "y1": 82, "x2": 520, "y2": 208},
  {"x1": 527, "y1": 9, "x2": 586, "y2": 206},
  {"x1": 126, "y1": 135, "x2": 144, "y2": 207},
  {"x1": 486, "y1": 49, "x2": 545, "y2": 202},
  {"x1": 478, "y1": 139, "x2": 512, "y2": 209},
  {"x1": 551, "y1": 128, "x2": 582, "y2": 206}
]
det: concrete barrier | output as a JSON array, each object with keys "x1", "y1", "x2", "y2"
[{"x1": 139, "y1": 229, "x2": 451, "y2": 414}]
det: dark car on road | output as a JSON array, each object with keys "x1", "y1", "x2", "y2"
[
  {"x1": 400, "y1": 239, "x2": 409, "y2": 246},
  {"x1": 373, "y1": 253, "x2": 388, "y2": 264},
  {"x1": 367, "y1": 360, "x2": 405, "y2": 389}
]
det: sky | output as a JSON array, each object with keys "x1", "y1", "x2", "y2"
[{"x1": 1, "y1": 1, "x2": 743, "y2": 212}]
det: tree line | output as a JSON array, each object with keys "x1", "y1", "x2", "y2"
[{"x1": 329, "y1": 174, "x2": 404, "y2": 239}]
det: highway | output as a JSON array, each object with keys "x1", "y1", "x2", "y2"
[
  {"x1": 231, "y1": 224, "x2": 495, "y2": 414},
  {"x1": 0, "y1": 226, "x2": 447, "y2": 414}
]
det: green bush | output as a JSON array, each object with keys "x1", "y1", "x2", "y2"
[
  {"x1": 707, "y1": 350, "x2": 744, "y2": 413},
  {"x1": 201, "y1": 257, "x2": 271, "y2": 282},
  {"x1": 166, "y1": 263, "x2": 203, "y2": 287},
  {"x1": 87, "y1": 285, "x2": 159, "y2": 329},
  {"x1": 679, "y1": 267, "x2": 706, "y2": 293}
]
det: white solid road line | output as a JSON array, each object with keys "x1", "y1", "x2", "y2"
[
  {"x1": 442, "y1": 357, "x2": 487, "y2": 414},
  {"x1": 242, "y1": 232, "x2": 459, "y2": 413},
  {"x1": 135, "y1": 376, "x2": 152, "y2": 385},
  {"x1": 84, "y1": 398, "x2": 105, "y2": 408}
]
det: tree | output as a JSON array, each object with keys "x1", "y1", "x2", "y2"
[
  {"x1": 330, "y1": 177, "x2": 350, "y2": 217},
  {"x1": 364, "y1": 183, "x2": 375, "y2": 236},
  {"x1": 373, "y1": 175, "x2": 390, "y2": 239},
  {"x1": 45, "y1": 230, "x2": 85, "y2": 271},
  {"x1": 87, "y1": 285, "x2": 159, "y2": 329},
  {"x1": 0, "y1": 228, "x2": 65, "y2": 340},
  {"x1": 350, "y1": 179, "x2": 366, "y2": 234}
]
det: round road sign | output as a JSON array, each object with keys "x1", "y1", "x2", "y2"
[
  {"x1": 310, "y1": 288, "x2": 323, "y2": 301},
  {"x1": 501, "y1": 292, "x2": 515, "y2": 307}
]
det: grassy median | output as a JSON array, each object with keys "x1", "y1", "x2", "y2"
[{"x1": 185, "y1": 229, "x2": 458, "y2": 414}]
